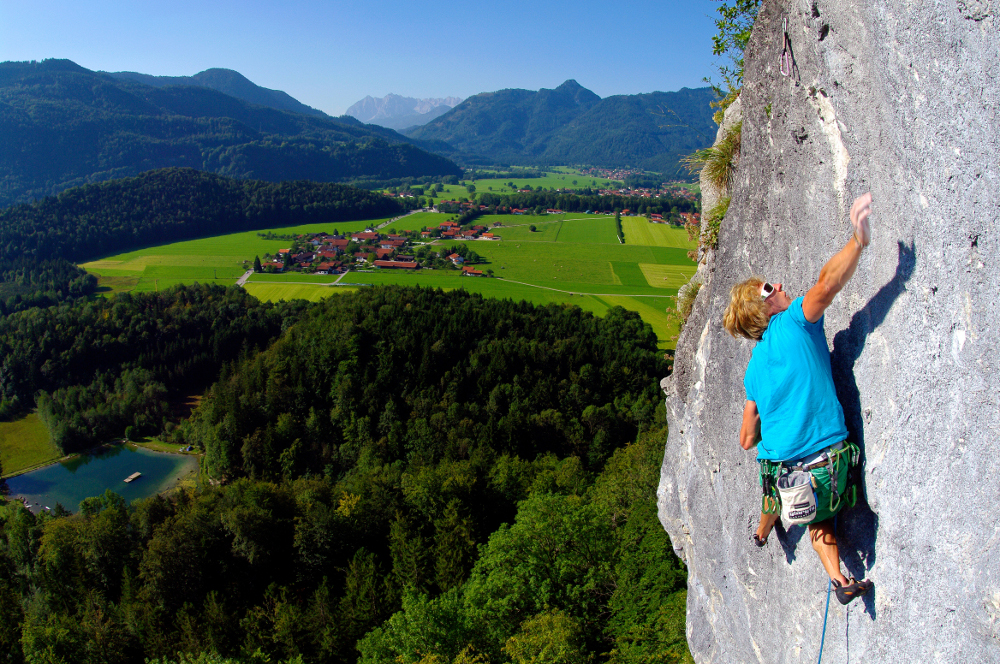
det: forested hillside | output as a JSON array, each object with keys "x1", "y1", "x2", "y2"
[
  {"x1": 105, "y1": 68, "x2": 330, "y2": 118},
  {"x1": 0, "y1": 168, "x2": 401, "y2": 265},
  {"x1": 408, "y1": 81, "x2": 717, "y2": 175},
  {"x1": 0, "y1": 59, "x2": 462, "y2": 207},
  {"x1": 0, "y1": 286, "x2": 690, "y2": 664},
  {"x1": 0, "y1": 168, "x2": 402, "y2": 316}
]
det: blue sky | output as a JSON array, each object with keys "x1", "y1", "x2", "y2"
[{"x1": 1, "y1": 0, "x2": 723, "y2": 116}]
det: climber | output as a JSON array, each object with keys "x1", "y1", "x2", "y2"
[{"x1": 722, "y1": 192, "x2": 874, "y2": 606}]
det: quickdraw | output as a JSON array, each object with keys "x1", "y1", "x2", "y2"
[
  {"x1": 780, "y1": 18, "x2": 793, "y2": 77},
  {"x1": 760, "y1": 459, "x2": 783, "y2": 514}
]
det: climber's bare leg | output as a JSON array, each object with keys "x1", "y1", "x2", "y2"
[
  {"x1": 756, "y1": 511, "x2": 779, "y2": 542},
  {"x1": 809, "y1": 519, "x2": 850, "y2": 585}
]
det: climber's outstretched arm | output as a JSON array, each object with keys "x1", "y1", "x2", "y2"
[
  {"x1": 740, "y1": 400, "x2": 761, "y2": 450},
  {"x1": 802, "y1": 192, "x2": 872, "y2": 323}
]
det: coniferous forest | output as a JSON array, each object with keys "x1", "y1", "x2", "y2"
[{"x1": 0, "y1": 286, "x2": 691, "y2": 664}]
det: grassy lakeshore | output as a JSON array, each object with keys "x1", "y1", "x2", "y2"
[{"x1": 0, "y1": 413, "x2": 62, "y2": 478}]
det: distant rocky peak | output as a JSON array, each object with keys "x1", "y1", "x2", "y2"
[
  {"x1": 345, "y1": 94, "x2": 462, "y2": 121},
  {"x1": 345, "y1": 93, "x2": 464, "y2": 129}
]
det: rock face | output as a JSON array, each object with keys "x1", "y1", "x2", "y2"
[{"x1": 657, "y1": 1, "x2": 999, "y2": 662}]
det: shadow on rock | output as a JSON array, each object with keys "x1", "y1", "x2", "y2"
[
  {"x1": 775, "y1": 520, "x2": 807, "y2": 564},
  {"x1": 831, "y1": 239, "x2": 917, "y2": 619}
]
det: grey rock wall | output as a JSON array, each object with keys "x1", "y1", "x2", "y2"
[{"x1": 657, "y1": 0, "x2": 999, "y2": 661}]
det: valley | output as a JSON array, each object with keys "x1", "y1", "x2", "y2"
[
  {"x1": 0, "y1": 46, "x2": 713, "y2": 664},
  {"x1": 82, "y1": 208, "x2": 697, "y2": 351}
]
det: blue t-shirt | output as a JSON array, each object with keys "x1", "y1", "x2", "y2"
[{"x1": 744, "y1": 296, "x2": 848, "y2": 461}]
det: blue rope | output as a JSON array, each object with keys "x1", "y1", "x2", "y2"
[
  {"x1": 817, "y1": 579, "x2": 832, "y2": 663},
  {"x1": 817, "y1": 514, "x2": 838, "y2": 664}
]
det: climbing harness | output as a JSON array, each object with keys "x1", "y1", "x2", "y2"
[
  {"x1": 759, "y1": 442, "x2": 861, "y2": 521},
  {"x1": 779, "y1": 18, "x2": 793, "y2": 77}
]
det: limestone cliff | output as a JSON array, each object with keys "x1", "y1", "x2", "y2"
[{"x1": 657, "y1": 0, "x2": 999, "y2": 661}]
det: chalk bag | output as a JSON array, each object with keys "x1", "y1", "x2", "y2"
[{"x1": 777, "y1": 470, "x2": 817, "y2": 524}]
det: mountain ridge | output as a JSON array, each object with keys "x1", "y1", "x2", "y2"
[
  {"x1": 407, "y1": 80, "x2": 717, "y2": 175},
  {"x1": 105, "y1": 67, "x2": 330, "y2": 118},
  {"x1": 0, "y1": 59, "x2": 461, "y2": 207}
]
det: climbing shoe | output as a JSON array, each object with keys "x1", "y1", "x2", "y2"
[
  {"x1": 752, "y1": 534, "x2": 767, "y2": 547},
  {"x1": 832, "y1": 578, "x2": 873, "y2": 605}
]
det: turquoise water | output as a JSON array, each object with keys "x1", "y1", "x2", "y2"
[{"x1": 6, "y1": 445, "x2": 199, "y2": 513}]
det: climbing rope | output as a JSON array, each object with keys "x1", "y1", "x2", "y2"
[
  {"x1": 817, "y1": 579, "x2": 832, "y2": 663},
  {"x1": 816, "y1": 515, "x2": 837, "y2": 664}
]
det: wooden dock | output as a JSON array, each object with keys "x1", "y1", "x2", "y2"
[{"x1": 123, "y1": 472, "x2": 142, "y2": 483}]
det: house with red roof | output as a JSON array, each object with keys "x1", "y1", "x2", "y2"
[
  {"x1": 374, "y1": 260, "x2": 419, "y2": 270},
  {"x1": 461, "y1": 266, "x2": 484, "y2": 276}
]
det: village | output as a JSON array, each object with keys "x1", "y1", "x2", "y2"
[{"x1": 254, "y1": 218, "x2": 500, "y2": 277}]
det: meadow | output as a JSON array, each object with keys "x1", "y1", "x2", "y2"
[
  {"x1": 0, "y1": 413, "x2": 62, "y2": 477},
  {"x1": 82, "y1": 210, "x2": 698, "y2": 350},
  {"x1": 81, "y1": 217, "x2": 392, "y2": 292},
  {"x1": 418, "y1": 168, "x2": 621, "y2": 201},
  {"x1": 621, "y1": 217, "x2": 693, "y2": 248},
  {"x1": 243, "y1": 283, "x2": 357, "y2": 301}
]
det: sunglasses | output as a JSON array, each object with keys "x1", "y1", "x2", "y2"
[{"x1": 760, "y1": 282, "x2": 775, "y2": 299}]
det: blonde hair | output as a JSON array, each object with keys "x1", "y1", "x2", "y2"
[{"x1": 723, "y1": 276, "x2": 771, "y2": 340}]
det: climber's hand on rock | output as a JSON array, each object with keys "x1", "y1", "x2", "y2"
[{"x1": 850, "y1": 192, "x2": 872, "y2": 248}]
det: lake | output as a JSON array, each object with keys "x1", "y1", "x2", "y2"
[{"x1": 6, "y1": 444, "x2": 199, "y2": 513}]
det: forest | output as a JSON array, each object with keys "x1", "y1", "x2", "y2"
[
  {"x1": 0, "y1": 283, "x2": 310, "y2": 428},
  {"x1": 0, "y1": 286, "x2": 690, "y2": 664},
  {"x1": 468, "y1": 191, "x2": 699, "y2": 221}
]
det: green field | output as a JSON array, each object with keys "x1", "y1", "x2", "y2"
[
  {"x1": 379, "y1": 211, "x2": 452, "y2": 234},
  {"x1": 423, "y1": 170, "x2": 622, "y2": 201},
  {"x1": 243, "y1": 283, "x2": 357, "y2": 302},
  {"x1": 85, "y1": 209, "x2": 698, "y2": 350},
  {"x1": 0, "y1": 413, "x2": 62, "y2": 477},
  {"x1": 621, "y1": 218, "x2": 692, "y2": 248},
  {"x1": 81, "y1": 218, "x2": 393, "y2": 292}
]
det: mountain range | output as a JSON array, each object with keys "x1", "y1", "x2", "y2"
[
  {"x1": 105, "y1": 68, "x2": 331, "y2": 118},
  {"x1": 0, "y1": 59, "x2": 460, "y2": 208},
  {"x1": 346, "y1": 94, "x2": 463, "y2": 131},
  {"x1": 407, "y1": 80, "x2": 718, "y2": 176}
]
